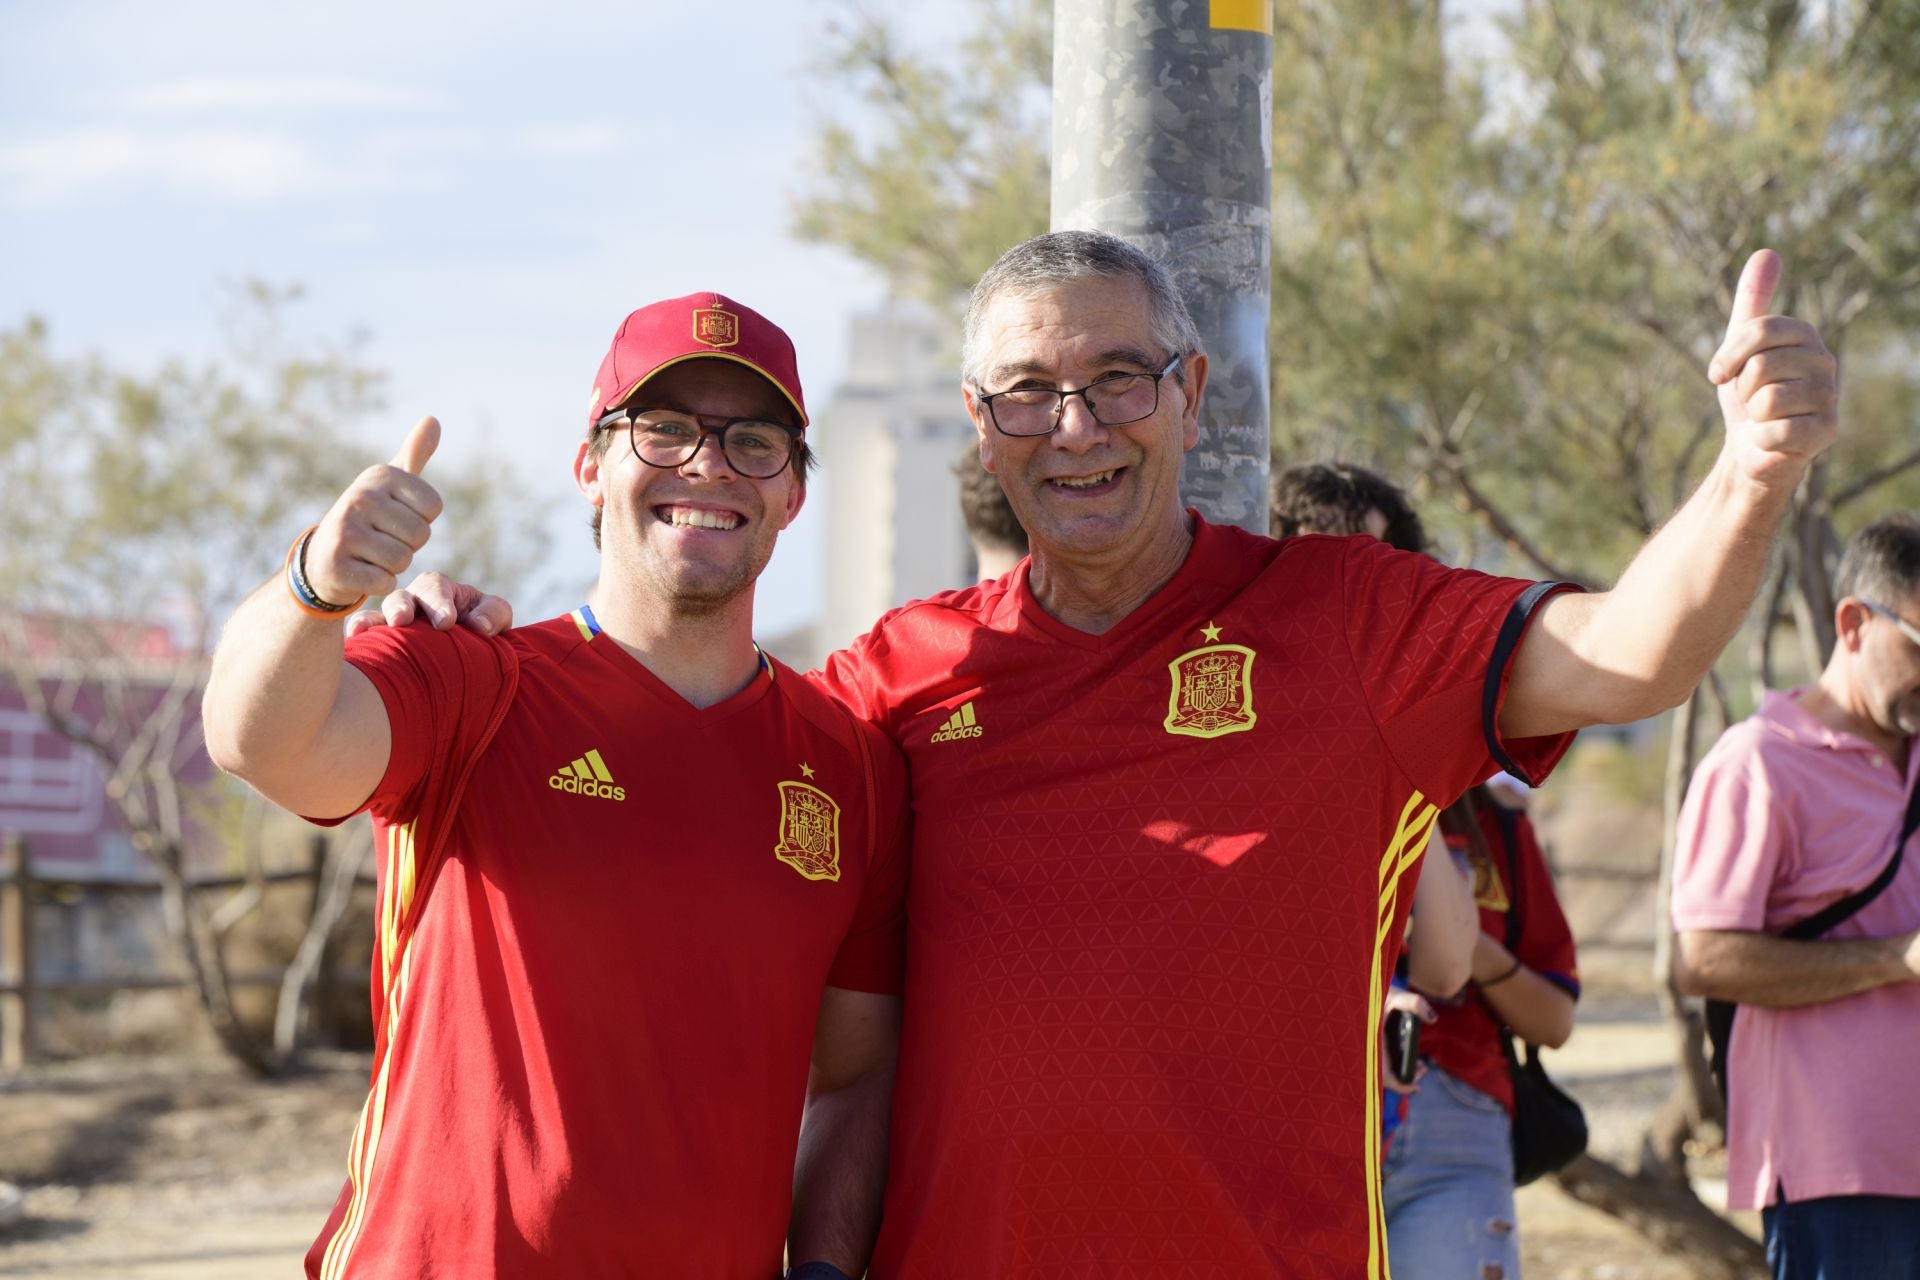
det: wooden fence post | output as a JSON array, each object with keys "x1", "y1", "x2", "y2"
[
  {"x1": 308, "y1": 833, "x2": 335, "y2": 1033},
  {"x1": 1, "y1": 832, "x2": 34, "y2": 1070}
]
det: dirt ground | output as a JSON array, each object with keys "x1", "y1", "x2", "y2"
[{"x1": 0, "y1": 994, "x2": 1756, "y2": 1279}]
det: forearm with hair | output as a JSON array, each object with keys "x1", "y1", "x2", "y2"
[
  {"x1": 789, "y1": 1062, "x2": 893, "y2": 1275},
  {"x1": 1676, "y1": 928, "x2": 1917, "y2": 1007}
]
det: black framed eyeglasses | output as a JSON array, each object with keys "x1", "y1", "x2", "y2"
[
  {"x1": 594, "y1": 407, "x2": 802, "y2": 479},
  {"x1": 974, "y1": 354, "x2": 1184, "y2": 438},
  {"x1": 1864, "y1": 599, "x2": 1920, "y2": 650}
]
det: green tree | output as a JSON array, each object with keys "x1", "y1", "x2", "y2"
[
  {"x1": 1271, "y1": 11, "x2": 1920, "y2": 1264},
  {"x1": 791, "y1": 0, "x2": 1054, "y2": 309},
  {"x1": 0, "y1": 286, "x2": 548, "y2": 1074},
  {"x1": 1271, "y1": 1, "x2": 1920, "y2": 603}
]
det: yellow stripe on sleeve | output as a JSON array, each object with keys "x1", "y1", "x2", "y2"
[
  {"x1": 1377, "y1": 791, "x2": 1433, "y2": 885},
  {"x1": 318, "y1": 1089, "x2": 374, "y2": 1280},
  {"x1": 377, "y1": 827, "x2": 399, "y2": 993},
  {"x1": 395, "y1": 822, "x2": 418, "y2": 924},
  {"x1": 322, "y1": 821, "x2": 422, "y2": 1279},
  {"x1": 1363, "y1": 791, "x2": 1438, "y2": 1280}
]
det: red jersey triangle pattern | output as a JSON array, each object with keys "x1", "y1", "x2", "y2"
[{"x1": 814, "y1": 520, "x2": 1572, "y2": 1278}]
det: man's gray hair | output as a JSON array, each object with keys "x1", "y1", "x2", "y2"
[
  {"x1": 960, "y1": 230, "x2": 1203, "y2": 388},
  {"x1": 1835, "y1": 512, "x2": 1920, "y2": 605}
]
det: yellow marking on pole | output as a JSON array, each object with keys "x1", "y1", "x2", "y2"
[{"x1": 1210, "y1": 0, "x2": 1272, "y2": 34}]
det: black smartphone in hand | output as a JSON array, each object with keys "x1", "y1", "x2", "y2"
[{"x1": 1385, "y1": 1008, "x2": 1421, "y2": 1085}]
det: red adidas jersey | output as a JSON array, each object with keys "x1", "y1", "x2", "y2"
[
  {"x1": 813, "y1": 516, "x2": 1574, "y2": 1280},
  {"x1": 306, "y1": 611, "x2": 909, "y2": 1280},
  {"x1": 1421, "y1": 803, "x2": 1580, "y2": 1111}
]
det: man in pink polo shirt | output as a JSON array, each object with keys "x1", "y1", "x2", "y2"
[{"x1": 1674, "y1": 513, "x2": 1920, "y2": 1278}]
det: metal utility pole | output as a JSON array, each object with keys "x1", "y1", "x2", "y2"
[{"x1": 1052, "y1": 0, "x2": 1273, "y2": 534}]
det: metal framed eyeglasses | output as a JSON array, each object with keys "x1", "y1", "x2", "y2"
[
  {"x1": 594, "y1": 407, "x2": 802, "y2": 479},
  {"x1": 1864, "y1": 599, "x2": 1920, "y2": 650},
  {"x1": 973, "y1": 354, "x2": 1184, "y2": 438}
]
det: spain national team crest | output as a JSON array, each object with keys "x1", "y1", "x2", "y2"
[
  {"x1": 1164, "y1": 621, "x2": 1258, "y2": 739},
  {"x1": 693, "y1": 307, "x2": 740, "y2": 348},
  {"x1": 775, "y1": 780, "x2": 842, "y2": 881},
  {"x1": 1468, "y1": 845, "x2": 1511, "y2": 911}
]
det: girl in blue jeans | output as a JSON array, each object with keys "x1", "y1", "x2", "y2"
[
  {"x1": 1383, "y1": 785, "x2": 1580, "y2": 1280},
  {"x1": 1271, "y1": 463, "x2": 1582, "y2": 1279}
]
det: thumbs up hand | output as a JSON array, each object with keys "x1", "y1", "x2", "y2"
[
  {"x1": 1707, "y1": 251, "x2": 1838, "y2": 487},
  {"x1": 304, "y1": 416, "x2": 446, "y2": 606}
]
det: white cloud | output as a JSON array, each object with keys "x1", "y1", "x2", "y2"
[
  {"x1": 0, "y1": 128, "x2": 344, "y2": 204},
  {"x1": 512, "y1": 122, "x2": 619, "y2": 157},
  {"x1": 126, "y1": 74, "x2": 439, "y2": 113}
]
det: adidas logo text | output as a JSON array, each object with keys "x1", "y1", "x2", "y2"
[
  {"x1": 549, "y1": 748, "x2": 626, "y2": 801},
  {"x1": 930, "y1": 702, "x2": 983, "y2": 744}
]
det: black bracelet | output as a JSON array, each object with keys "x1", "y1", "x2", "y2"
[
  {"x1": 1480, "y1": 957, "x2": 1525, "y2": 989},
  {"x1": 284, "y1": 525, "x2": 364, "y2": 617}
]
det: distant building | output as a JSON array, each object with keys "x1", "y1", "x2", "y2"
[
  {"x1": 0, "y1": 693, "x2": 130, "y2": 877},
  {"x1": 0, "y1": 614, "x2": 210, "y2": 881},
  {"x1": 0, "y1": 614, "x2": 219, "y2": 993},
  {"x1": 814, "y1": 305, "x2": 980, "y2": 656}
]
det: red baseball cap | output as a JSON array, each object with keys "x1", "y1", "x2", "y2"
[{"x1": 585, "y1": 291, "x2": 807, "y2": 432}]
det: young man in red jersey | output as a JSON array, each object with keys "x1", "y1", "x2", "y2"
[
  {"x1": 202, "y1": 294, "x2": 906, "y2": 1280},
  {"x1": 393, "y1": 231, "x2": 1836, "y2": 1278}
]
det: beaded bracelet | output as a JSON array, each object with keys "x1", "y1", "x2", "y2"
[{"x1": 284, "y1": 525, "x2": 368, "y2": 618}]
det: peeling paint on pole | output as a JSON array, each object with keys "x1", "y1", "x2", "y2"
[{"x1": 1052, "y1": 0, "x2": 1273, "y2": 533}]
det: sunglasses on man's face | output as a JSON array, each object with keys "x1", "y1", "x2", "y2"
[{"x1": 1863, "y1": 600, "x2": 1920, "y2": 651}]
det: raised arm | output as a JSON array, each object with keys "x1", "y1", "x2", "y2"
[
  {"x1": 202, "y1": 416, "x2": 444, "y2": 818},
  {"x1": 789, "y1": 986, "x2": 901, "y2": 1279},
  {"x1": 1500, "y1": 251, "x2": 1838, "y2": 740}
]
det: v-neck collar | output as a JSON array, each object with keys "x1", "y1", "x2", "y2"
[
  {"x1": 564, "y1": 605, "x2": 776, "y2": 722},
  {"x1": 1010, "y1": 513, "x2": 1239, "y2": 652}
]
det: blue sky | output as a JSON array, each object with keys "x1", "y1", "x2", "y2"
[{"x1": 0, "y1": 0, "x2": 931, "y2": 636}]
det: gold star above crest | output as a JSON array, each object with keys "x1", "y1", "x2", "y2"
[
  {"x1": 1200, "y1": 620, "x2": 1223, "y2": 643},
  {"x1": 799, "y1": 762, "x2": 816, "y2": 779}
]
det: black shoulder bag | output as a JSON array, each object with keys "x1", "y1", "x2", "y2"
[
  {"x1": 1494, "y1": 805, "x2": 1590, "y2": 1185},
  {"x1": 1703, "y1": 771, "x2": 1920, "y2": 1101}
]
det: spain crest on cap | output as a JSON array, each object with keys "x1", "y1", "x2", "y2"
[
  {"x1": 1165, "y1": 622, "x2": 1257, "y2": 739},
  {"x1": 694, "y1": 307, "x2": 740, "y2": 349},
  {"x1": 774, "y1": 779, "x2": 841, "y2": 881}
]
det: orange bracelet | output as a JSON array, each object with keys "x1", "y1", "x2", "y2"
[{"x1": 284, "y1": 525, "x2": 368, "y2": 618}]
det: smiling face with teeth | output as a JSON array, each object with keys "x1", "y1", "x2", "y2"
[
  {"x1": 575, "y1": 359, "x2": 805, "y2": 619},
  {"x1": 965, "y1": 273, "x2": 1208, "y2": 605}
]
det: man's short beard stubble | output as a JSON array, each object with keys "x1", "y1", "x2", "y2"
[{"x1": 613, "y1": 525, "x2": 772, "y2": 621}]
